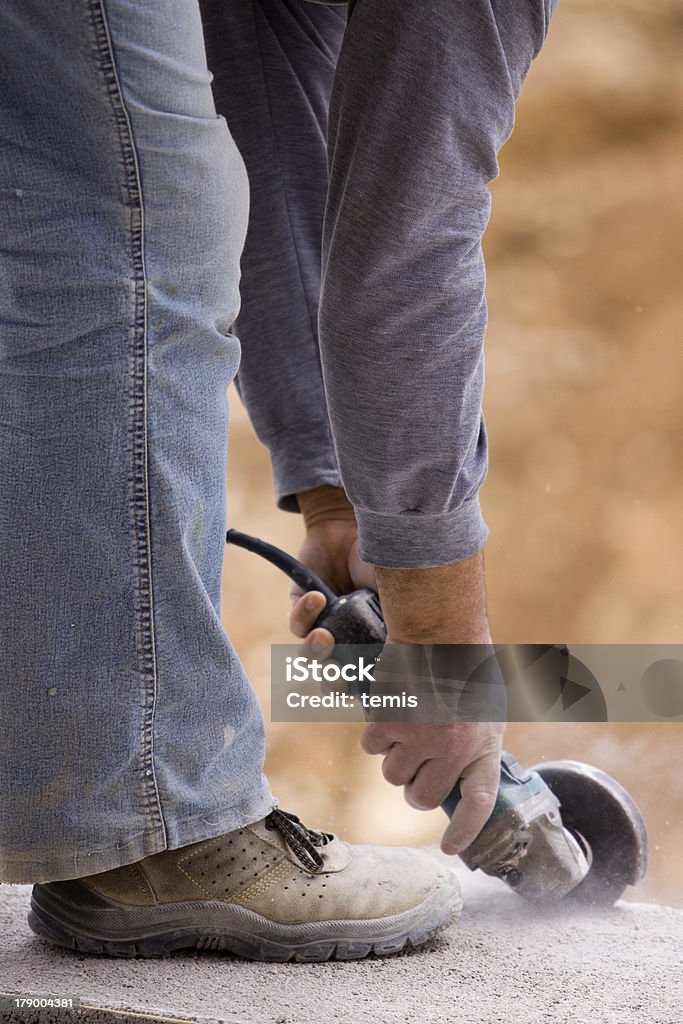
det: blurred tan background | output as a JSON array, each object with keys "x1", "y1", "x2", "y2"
[{"x1": 222, "y1": 0, "x2": 683, "y2": 907}]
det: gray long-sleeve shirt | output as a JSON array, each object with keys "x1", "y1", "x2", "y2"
[{"x1": 202, "y1": 0, "x2": 557, "y2": 568}]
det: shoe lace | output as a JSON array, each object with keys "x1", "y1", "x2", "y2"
[{"x1": 264, "y1": 808, "x2": 333, "y2": 874}]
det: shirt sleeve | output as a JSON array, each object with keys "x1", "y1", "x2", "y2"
[
  {"x1": 318, "y1": 0, "x2": 557, "y2": 567},
  {"x1": 201, "y1": 0, "x2": 348, "y2": 512}
]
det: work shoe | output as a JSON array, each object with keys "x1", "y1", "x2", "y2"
[{"x1": 29, "y1": 809, "x2": 461, "y2": 962}]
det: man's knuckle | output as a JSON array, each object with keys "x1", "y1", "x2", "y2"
[
  {"x1": 382, "y1": 763, "x2": 403, "y2": 786},
  {"x1": 412, "y1": 794, "x2": 440, "y2": 811},
  {"x1": 467, "y1": 788, "x2": 497, "y2": 810},
  {"x1": 407, "y1": 783, "x2": 441, "y2": 811}
]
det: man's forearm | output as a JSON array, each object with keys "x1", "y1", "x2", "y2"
[{"x1": 374, "y1": 555, "x2": 490, "y2": 644}]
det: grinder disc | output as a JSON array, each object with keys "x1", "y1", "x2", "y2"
[{"x1": 530, "y1": 760, "x2": 649, "y2": 906}]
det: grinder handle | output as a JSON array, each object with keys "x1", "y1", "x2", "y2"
[
  {"x1": 226, "y1": 529, "x2": 387, "y2": 646},
  {"x1": 441, "y1": 751, "x2": 532, "y2": 829}
]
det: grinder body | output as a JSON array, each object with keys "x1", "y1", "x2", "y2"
[{"x1": 441, "y1": 751, "x2": 589, "y2": 901}]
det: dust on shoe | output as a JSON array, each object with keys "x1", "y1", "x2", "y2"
[{"x1": 28, "y1": 808, "x2": 462, "y2": 962}]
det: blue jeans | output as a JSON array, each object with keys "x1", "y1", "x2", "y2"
[{"x1": 0, "y1": 0, "x2": 274, "y2": 883}]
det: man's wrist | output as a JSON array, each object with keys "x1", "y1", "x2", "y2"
[
  {"x1": 297, "y1": 484, "x2": 356, "y2": 531},
  {"x1": 374, "y1": 551, "x2": 490, "y2": 644}
]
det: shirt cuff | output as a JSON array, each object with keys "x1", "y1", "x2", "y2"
[
  {"x1": 270, "y1": 444, "x2": 342, "y2": 514},
  {"x1": 355, "y1": 497, "x2": 488, "y2": 568}
]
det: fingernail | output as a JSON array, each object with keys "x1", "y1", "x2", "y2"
[
  {"x1": 441, "y1": 843, "x2": 459, "y2": 856},
  {"x1": 304, "y1": 594, "x2": 319, "y2": 612},
  {"x1": 309, "y1": 641, "x2": 328, "y2": 657}
]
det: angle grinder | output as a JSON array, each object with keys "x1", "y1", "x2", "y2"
[{"x1": 226, "y1": 529, "x2": 649, "y2": 906}]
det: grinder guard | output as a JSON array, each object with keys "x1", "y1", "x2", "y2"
[{"x1": 442, "y1": 753, "x2": 649, "y2": 906}]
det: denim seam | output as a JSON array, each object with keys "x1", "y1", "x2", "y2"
[{"x1": 87, "y1": 0, "x2": 166, "y2": 842}]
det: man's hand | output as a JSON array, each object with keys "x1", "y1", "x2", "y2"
[
  {"x1": 290, "y1": 483, "x2": 503, "y2": 854},
  {"x1": 289, "y1": 485, "x2": 375, "y2": 656},
  {"x1": 362, "y1": 719, "x2": 503, "y2": 854}
]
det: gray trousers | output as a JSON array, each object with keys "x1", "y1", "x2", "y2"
[{"x1": 201, "y1": 0, "x2": 557, "y2": 568}]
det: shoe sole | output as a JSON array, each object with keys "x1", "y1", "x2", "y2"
[{"x1": 29, "y1": 875, "x2": 462, "y2": 962}]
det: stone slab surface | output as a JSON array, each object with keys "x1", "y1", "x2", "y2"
[{"x1": 1, "y1": 859, "x2": 681, "y2": 1024}]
